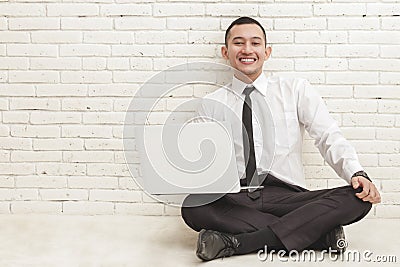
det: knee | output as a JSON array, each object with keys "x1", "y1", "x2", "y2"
[{"x1": 342, "y1": 186, "x2": 372, "y2": 217}]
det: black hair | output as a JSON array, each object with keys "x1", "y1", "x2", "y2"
[{"x1": 224, "y1": 16, "x2": 267, "y2": 47}]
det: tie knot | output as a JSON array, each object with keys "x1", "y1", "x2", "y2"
[{"x1": 243, "y1": 86, "x2": 255, "y2": 97}]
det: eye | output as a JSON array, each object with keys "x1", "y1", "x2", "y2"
[
  {"x1": 234, "y1": 42, "x2": 244, "y2": 45},
  {"x1": 253, "y1": 42, "x2": 260, "y2": 46}
]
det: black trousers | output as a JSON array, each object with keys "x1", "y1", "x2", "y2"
[{"x1": 181, "y1": 174, "x2": 372, "y2": 252}]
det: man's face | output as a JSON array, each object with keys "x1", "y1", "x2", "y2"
[{"x1": 222, "y1": 24, "x2": 271, "y2": 82}]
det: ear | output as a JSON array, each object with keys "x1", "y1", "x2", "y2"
[
  {"x1": 264, "y1": 46, "x2": 272, "y2": 60},
  {"x1": 221, "y1": 45, "x2": 229, "y2": 60}
]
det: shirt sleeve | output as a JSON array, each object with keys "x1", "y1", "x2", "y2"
[
  {"x1": 192, "y1": 98, "x2": 214, "y2": 123},
  {"x1": 296, "y1": 79, "x2": 363, "y2": 184}
]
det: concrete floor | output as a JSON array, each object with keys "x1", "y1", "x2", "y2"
[{"x1": 0, "y1": 215, "x2": 398, "y2": 267}]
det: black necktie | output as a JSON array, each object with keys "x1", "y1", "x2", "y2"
[{"x1": 242, "y1": 86, "x2": 261, "y2": 200}]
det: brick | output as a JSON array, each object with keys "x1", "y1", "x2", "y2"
[
  {"x1": 376, "y1": 205, "x2": 400, "y2": 218},
  {"x1": 314, "y1": 85, "x2": 352, "y2": 98},
  {"x1": 327, "y1": 17, "x2": 379, "y2": 30},
  {"x1": 366, "y1": 3, "x2": 400, "y2": 16},
  {"x1": 381, "y1": 17, "x2": 400, "y2": 30},
  {"x1": 64, "y1": 151, "x2": 114, "y2": 163},
  {"x1": 15, "y1": 176, "x2": 67, "y2": 188},
  {"x1": 354, "y1": 85, "x2": 400, "y2": 98},
  {"x1": 295, "y1": 58, "x2": 347, "y2": 71},
  {"x1": 380, "y1": 72, "x2": 400, "y2": 85},
  {"x1": 33, "y1": 138, "x2": 83, "y2": 151},
  {"x1": 62, "y1": 18, "x2": 113, "y2": 30},
  {"x1": 30, "y1": 112, "x2": 81, "y2": 124},
  {"x1": 82, "y1": 58, "x2": 106, "y2": 70},
  {"x1": 275, "y1": 18, "x2": 327, "y2": 30},
  {"x1": 40, "y1": 189, "x2": 88, "y2": 201},
  {"x1": 11, "y1": 151, "x2": 61, "y2": 162},
  {"x1": 31, "y1": 31, "x2": 82, "y2": 44},
  {"x1": 272, "y1": 44, "x2": 325, "y2": 57},
  {"x1": 63, "y1": 201, "x2": 114, "y2": 215},
  {"x1": 267, "y1": 31, "x2": 294, "y2": 44},
  {"x1": 115, "y1": 17, "x2": 166, "y2": 30},
  {"x1": 36, "y1": 84, "x2": 87, "y2": 97},
  {"x1": 115, "y1": 151, "x2": 140, "y2": 164},
  {"x1": 205, "y1": 4, "x2": 257, "y2": 16},
  {"x1": 107, "y1": 57, "x2": 130, "y2": 70},
  {"x1": 0, "y1": 175, "x2": 13, "y2": 187},
  {"x1": 99, "y1": 4, "x2": 151, "y2": 16},
  {"x1": 11, "y1": 201, "x2": 61, "y2": 214},
  {"x1": 352, "y1": 141, "x2": 398, "y2": 153},
  {"x1": 349, "y1": 59, "x2": 400, "y2": 71},
  {"x1": 0, "y1": 32, "x2": 30, "y2": 43},
  {"x1": 115, "y1": 203, "x2": 164, "y2": 215},
  {"x1": 0, "y1": 4, "x2": 45, "y2": 16},
  {"x1": 118, "y1": 177, "x2": 140, "y2": 190},
  {"x1": 0, "y1": 163, "x2": 34, "y2": 175},
  {"x1": 130, "y1": 57, "x2": 152, "y2": 70},
  {"x1": 88, "y1": 84, "x2": 138, "y2": 96},
  {"x1": 68, "y1": 176, "x2": 118, "y2": 189},
  {"x1": 382, "y1": 180, "x2": 400, "y2": 192},
  {"x1": 9, "y1": 18, "x2": 60, "y2": 30},
  {"x1": 350, "y1": 31, "x2": 400, "y2": 44},
  {"x1": 343, "y1": 114, "x2": 395, "y2": 127},
  {"x1": 379, "y1": 154, "x2": 400, "y2": 166},
  {"x1": 9, "y1": 71, "x2": 59, "y2": 83},
  {"x1": 113, "y1": 71, "x2": 157, "y2": 83},
  {"x1": 135, "y1": 31, "x2": 187, "y2": 44},
  {"x1": 61, "y1": 125, "x2": 112, "y2": 138},
  {"x1": 0, "y1": 84, "x2": 34, "y2": 96},
  {"x1": 82, "y1": 112, "x2": 126, "y2": 124},
  {"x1": 47, "y1": 4, "x2": 99, "y2": 16},
  {"x1": 112, "y1": 45, "x2": 163, "y2": 57},
  {"x1": 167, "y1": 17, "x2": 219, "y2": 30},
  {"x1": 60, "y1": 44, "x2": 110, "y2": 57},
  {"x1": 326, "y1": 71, "x2": 378, "y2": 85},
  {"x1": 380, "y1": 45, "x2": 400, "y2": 58},
  {"x1": 30, "y1": 58, "x2": 81, "y2": 70},
  {"x1": 341, "y1": 127, "x2": 375, "y2": 140},
  {"x1": 87, "y1": 163, "x2": 130, "y2": 176},
  {"x1": 295, "y1": 31, "x2": 347, "y2": 44},
  {"x1": 378, "y1": 100, "x2": 400, "y2": 114},
  {"x1": 36, "y1": 163, "x2": 86, "y2": 176},
  {"x1": 61, "y1": 71, "x2": 112, "y2": 84},
  {"x1": 61, "y1": 98, "x2": 112, "y2": 112},
  {"x1": 314, "y1": 3, "x2": 366, "y2": 15},
  {"x1": 326, "y1": 99, "x2": 377, "y2": 113},
  {"x1": 2, "y1": 111, "x2": 29, "y2": 123},
  {"x1": 84, "y1": 139, "x2": 124, "y2": 150},
  {"x1": 260, "y1": 4, "x2": 312, "y2": 17},
  {"x1": 0, "y1": 57, "x2": 28, "y2": 70},
  {"x1": 153, "y1": 3, "x2": 205, "y2": 16},
  {"x1": 327, "y1": 45, "x2": 379, "y2": 57},
  {"x1": 89, "y1": 189, "x2": 141, "y2": 202},
  {"x1": 10, "y1": 98, "x2": 60, "y2": 110},
  {"x1": 84, "y1": 31, "x2": 133, "y2": 44},
  {"x1": 164, "y1": 44, "x2": 217, "y2": 57},
  {"x1": 7, "y1": 44, "x2": 57, "y2": 57}
]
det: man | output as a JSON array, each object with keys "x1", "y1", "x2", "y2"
[{"x1": 181, "y1": 17, "x2": 381, "y2": 261}]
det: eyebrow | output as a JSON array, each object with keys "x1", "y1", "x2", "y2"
[{"x1": 232, "y1": 36, "x2": 263, "y2": 41}]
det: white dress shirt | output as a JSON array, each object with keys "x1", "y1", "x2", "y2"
[{"x1": 196, "y1": 73, "x2": 363, "y2": 188}]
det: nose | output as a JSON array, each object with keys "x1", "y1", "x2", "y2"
[{"x1": 241, "y1": 42, "x2": 253, "y2": 54}]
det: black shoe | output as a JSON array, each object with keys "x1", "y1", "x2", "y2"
[
  {"x1": 325, "y1": 225, "x2": 347, "y2": 253},
  {"x1": 196, "y1": 229, "x2": 240, "y2": 261}
]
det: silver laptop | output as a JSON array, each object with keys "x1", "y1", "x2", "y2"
[{"x1": 136, "y1": 122, "x2": 241, "y2": 194}]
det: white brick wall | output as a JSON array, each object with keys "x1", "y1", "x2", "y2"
[{"x1": 0, "y1": 0, "x2": 399, "y2": 218}]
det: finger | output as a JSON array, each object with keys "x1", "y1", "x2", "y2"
[
  {"x1": 352, "y1": 177, "x2": 360, "y2": 189},
  {"x1": 356, "y1": 186, "x2": 370, "y2": 198}
]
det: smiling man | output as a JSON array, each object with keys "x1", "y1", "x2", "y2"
[{"x1": 181, "y1": 17, "x2": 381, "y2": 261}]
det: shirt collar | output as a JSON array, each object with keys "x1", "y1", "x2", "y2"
[{"x1": 231, "y1": 72, "x2": 268, "y2": 97}]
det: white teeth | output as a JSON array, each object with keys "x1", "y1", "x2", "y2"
[{"x1": 240, "y1": 58, "x2": 255, "y2": 62}]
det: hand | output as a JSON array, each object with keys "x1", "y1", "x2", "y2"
[{"x1": 351, "y1": 176, "x2": 381, "y2": 204}]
